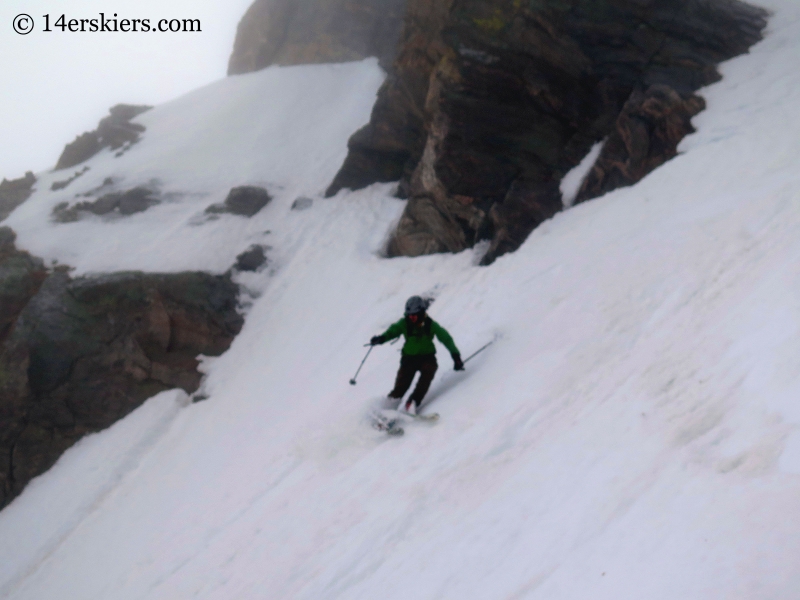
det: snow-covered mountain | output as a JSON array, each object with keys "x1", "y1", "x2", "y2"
[{"x1": 1, "y1": 0, "x2": 799, "y2": 597}]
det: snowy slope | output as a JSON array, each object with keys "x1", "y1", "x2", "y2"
[
  {"x1": 6, "y1": 60, "x2": 386, "y2": 275},
  {"x1": 2, "y1": 1, "x2": 800, "y2": 598}
]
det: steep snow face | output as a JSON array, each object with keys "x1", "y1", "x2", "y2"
[{"x1": 2, "y1": 2, "x2": 800, "y2": 599}]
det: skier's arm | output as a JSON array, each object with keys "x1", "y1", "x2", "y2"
[
  {"x1": 372, "y1": 319, "x2": 405, "y2": 344},
  {"x1": 432, "y1": 321, "x2": 459, "y2": 356}
]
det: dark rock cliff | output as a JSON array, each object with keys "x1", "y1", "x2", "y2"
[
  {"x1": 327, "y1": 0, "x2": 768, "y2": 263},
  {"x1": 0, "y1": 227, "x2": 243, "y2": 509},
  {"x1": 228, "y1": 0, "x2": 408, "y2": 74}
]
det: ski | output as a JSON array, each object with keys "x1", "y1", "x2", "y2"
[
  {"x1": 391, "y1": 409, "x2": 440, "y2": 422},
  {"x1": 368, "y1": 408, "x2": 437, "y2": 435},
  {"x1": 405, "y1": 411, "x2": 439, "y2": 422}
]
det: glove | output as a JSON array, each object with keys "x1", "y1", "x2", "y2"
[
  {"x1": 370, "y1": 335, "x2": 385, "y2": 346},
  {"x1": 452, "y1": 353, "x2": 464, "y2": 371}
]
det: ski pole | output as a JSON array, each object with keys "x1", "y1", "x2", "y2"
[
  {"x1": 350, "y1": 345, "x2": 373, "y2": 385},
  {"x1": 463, "y1": 340, "x2": 493, "y2": 366},
  {"x1": 362, "y1": 338, "x2": 399, "y2": 347}
]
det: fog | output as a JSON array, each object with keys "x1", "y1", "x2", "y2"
[{"x1": 0, "y1": 0, "x2": 254, "y2": 180}]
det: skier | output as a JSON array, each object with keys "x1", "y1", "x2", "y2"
[{"x1": 370, "y1": 296, "x2": 464, "y2": 414}]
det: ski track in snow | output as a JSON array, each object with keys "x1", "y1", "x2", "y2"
[{"x1": 2, "y1": 3, "x2": 800, "y2": 597}]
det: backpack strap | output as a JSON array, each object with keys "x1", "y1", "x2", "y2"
[{"x1": 405, "y1": 314, "x2": 433, "y2": 337}]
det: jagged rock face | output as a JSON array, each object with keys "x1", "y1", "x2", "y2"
[
  {"x1": 0, "y1": 232, "x2": 243, "y2": 508},
  {"x1": 55, "y1": 104, "x2": 152, "y2": 171},
  {"x1": 574, "y1": 84, "x2": 706, "y2": 203},
  {"x1": 228, "y1": 0, "x2": 407, "y2": 74},
  {"x1": 327, "y1": 0, "x2": 455, "y2": 196},
  {"x1": 328, "y1": 0, "x2": 767, "y2": 264},
  {"x1": 0, "y1": 172, "x2": 36, "y2": 222}
]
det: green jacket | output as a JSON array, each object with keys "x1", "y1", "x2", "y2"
[{"x1": 380, "y1": 316, "x2": 460, "y2": 357}]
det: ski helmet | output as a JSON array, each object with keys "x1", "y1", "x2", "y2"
[{"x1": 404, "y1": 295, "x2": 428, "y2": 316}]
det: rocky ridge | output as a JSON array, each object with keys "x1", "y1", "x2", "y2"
[
  {"x1": 55, "y1": 104, "x2": 152, "y2": 171},
  {"x1": 328, "y1": 0, "x2": 768, "y2": 263}
]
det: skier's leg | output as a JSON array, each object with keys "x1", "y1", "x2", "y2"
[
  {"x1": 388, "y1": 356, "x2": 417, "y2": 400},
  {"x1": 408, "y1": 355, "x2": 438, "y2": 406}
]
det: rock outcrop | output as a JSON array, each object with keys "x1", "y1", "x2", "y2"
[
  {"x1": 206, "y1": 186, "x2": 272, "y2": 217},
  {"x1": 291, "y1": 196, "x2": 313, "y2": 211},
  {"x1": 328, "y1": 0, "x2": 768, "y2": 263},
  {"x1": 0, "y1": 172, "x2": 36, "y2": 222},
  {"x1": 227, "y1": 0, "x2": 407, "y2": 74},
  {"x1": 0, "y1": 229, "x2": 243, "y2": 509},
  {"x1": 55, "y1": 104, "x2": 152, "y2": 171},
  {"x1": 234, "y1": 245, "x2": 269, "y2": 272},
  {"x1": 52, "y1": 186, "x2": 160, "y2": 222},
  {"x1": 574, "y1": 85, "x2": 706, "y2": 203},
  {"x1": 51, "y1": 166, "x2": 90, "y2": 191}
]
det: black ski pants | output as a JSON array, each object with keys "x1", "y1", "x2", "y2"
[{"x1": 388, "y1": 354, "x2": 438, "y2": 405}]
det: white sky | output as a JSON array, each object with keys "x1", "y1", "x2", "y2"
[{"x1": 0, "y1": 0, "x2": 254, "y2": 181}]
